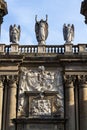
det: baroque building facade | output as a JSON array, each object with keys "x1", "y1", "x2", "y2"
[
  {"x1": 0, "y1": 41, "x2": 87, "y2": 130},
  {"x1": 0, "y1": 1, "x2": 87, "y2": 130}
]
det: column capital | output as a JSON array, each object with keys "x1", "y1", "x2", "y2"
[
  {"x1": 78, "y1": 75, "x2": 87, "y2": 87},
  {"x1": 0, "y1": 75, "x2": 5, "y2": 88},
  {"x1": 64, "y1": 75, "x2": 76, "y2": 88},
  {"x1": 6, "y1": 75, "x2": 18, "y2": 88}
]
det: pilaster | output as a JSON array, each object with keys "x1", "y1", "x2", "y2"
[
  {"x1": 78, "y1": 75, "x2": 87, "y2": 130},
  {"x1": 64, "y1": 75, "x2": 75, "y2": 130}
]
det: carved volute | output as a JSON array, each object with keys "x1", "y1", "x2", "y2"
[
  {"x1": 64, "y1": 75, "x2": 76, "y2": 88},
  {"x1": 78, "y1": 75, "x2": 87, "y2": 86}
]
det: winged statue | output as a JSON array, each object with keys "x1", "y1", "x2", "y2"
[
  {"x1": 35, "y1": 15, "x2": 48, "y2": 45},
  {"x1": 9, "y1": 24, "x2": 21, "y2": 43},
  {"x1": 63, "y1": 23, "x2": 74, "y2": 43}
]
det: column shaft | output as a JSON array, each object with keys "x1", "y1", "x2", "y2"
[
  {"x1": 7, "y1": 78, "x2": 17, "y2": 130},
  {"x1": 79, "y1": 82, "x2": 87, "y2": 130},
  {"x1": 65, "y1": 75, "x2": 75, "y2": 130}
]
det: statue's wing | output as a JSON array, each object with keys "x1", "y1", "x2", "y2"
[
  {"x1": 45, "y1": 22, "x2": 48, "y2": 40},
  {"x1": 63, "y1": 24, "x2": 67, "y2": 41},
  {"x1": 18, "y1": 25, "x2": 21, "y2": 41},
  {"x1": 9, "y1": 25, "x2": 13, "y2": 42},
  {"x1": 35, "y1": 22, "x2": 39, "y2": 41},
  {"x1": 71, "y1": 24, "x2": 74, "y2": 40}
]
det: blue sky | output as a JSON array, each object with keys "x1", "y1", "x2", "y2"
[{"x1": 1, "y1": 0, "x2": 87, "y2": 45}]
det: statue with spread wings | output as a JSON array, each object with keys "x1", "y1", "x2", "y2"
[
  {"x1": 63, "y1": 23, "x2": 74, "y2": 43},
  {"x1": 35, "y1": 15, "x2": 48, "y2": 45},
  {"x1": 9, "y1": 24, "x2": 21, "y2": 43}
]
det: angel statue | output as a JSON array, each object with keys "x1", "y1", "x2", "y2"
[
  {"x1": 63, "y1": 23, "x2": 74, "y2": 43},
  {"x1": 35, "y1": 15, "x2": 48, "y2": 45},
  {"x1": 9, "y1": 24, "x2": 21, "y2": 43}
]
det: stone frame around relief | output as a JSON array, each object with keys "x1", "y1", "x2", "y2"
[{"x1": 25, "y1": 91, "x2": 61, "y2": 118}]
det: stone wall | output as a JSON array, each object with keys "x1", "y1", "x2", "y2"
[{"x1": 0, "y1": 44, "x2": 87, "y2": 130}]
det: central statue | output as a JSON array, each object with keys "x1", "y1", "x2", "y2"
[{"x1": 35, "y1": 15, "x2": 48, "y2": 45}]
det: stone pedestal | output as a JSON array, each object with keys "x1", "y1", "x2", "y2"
[
  {"x1": 78, "y1": 44, "x2": 87, "y2": 54},
  {"x1": 64, "y1": 75, "x2": 75, "y2": 130},
  {"x1": 10, "y1": 44, "x2": 19, "y2": 55},
  {"x1": 7, "y1": 76, "x2": 17, "y2": 130},
  {"x1": 38, "y1": 45, "x2": 46, "y2": 53},
  {"x1": 79, "y1": 75, "x2": 87, "y2": 130},
  {"x1": 0, "y1": 79, "x2": 3, "y2": 130},
  {"x1": 0, "y1": 44, "x2": 5, "y2": 54},
  {"x1": 64, "y1": 43, "x2": 73, "y2": 54}
]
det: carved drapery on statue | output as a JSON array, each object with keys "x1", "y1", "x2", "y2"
[
  {"x1": 18, "y1": 66, "x2": 64, "y2": 118},
  {"x1": 63, "y1": 23, "x2": 74, "y2": 43},
  {"x1": 35, "y1": 15, "x2": 48, "y2": 45},
  {"x1": 9, "y1": 24, "x2": 21, "y2": 43}
]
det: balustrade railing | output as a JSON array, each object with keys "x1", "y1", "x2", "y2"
[
  {"x1": 2, "y1": 44, "x2": 87, "y2": 55},
  {"x1": 19, "y1": 45, "x2": 38, "y2": 53},
  {"x1": 72, "y1": 45, "x2": 79, "y2": 54},
  {"x1": 46, "y1": 45, "x2": 65, "y2": 54},
  {"x1": 5, "y1": 45, "x2": 11, "y2": 53}
]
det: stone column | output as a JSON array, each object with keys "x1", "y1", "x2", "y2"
[
  {"x1": 7, "y1": 75, "x2": 17, "y2": 130},
  {"x1": 0, "y1": 77, "x2": 3, "y2": 130},
  {"x1": 78, "y1": 75, "x2": 87, "y2": 130},
  {"x1": 64, "y1": 75, "x2": 75, "y2": 130}
]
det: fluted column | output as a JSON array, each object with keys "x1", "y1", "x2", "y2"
[
  {"x1": 7, "y1": 75, "x2": 18, "y2": 130},
  {"x1": 64, "y1": 75, "x2": 75, "y2": 130},
  {"x1": 0, "y1": 77, "x2": 3, "y2": 130},
  {"x1": 78, "y1": 75, "x2": 87, "y2": 130}
]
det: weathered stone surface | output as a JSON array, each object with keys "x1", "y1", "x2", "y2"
[
  {"x1": 9, "y1": 24, "x2": 21, "y2": 43},
  {"x1": 35, "y1": 15, "x2": 48, "y2": 45},
  {"x1": 0, "y1": 43, "x2": 87, "y2": 130},
  {"x1": 17, "y1": 66, "x2": 64, "y2": 118}
]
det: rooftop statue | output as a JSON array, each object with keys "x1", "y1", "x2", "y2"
[
  {"x1": 0, "y1": 0, "x2": 8, "y2": 36},
  {"x1": 9, "y1": 24, "x2": 21, "y2": 43},
  {"x1": 35, "y1": 15, "x2": 48, "y2": 45},
  {"x1": 63, "y1": 24, "x2": 74, "y2": 43}
]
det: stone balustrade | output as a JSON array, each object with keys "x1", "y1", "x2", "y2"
[
  {"x1": 0, "y1": 43, "x2": 87, "y2": 55},
  {"x1": 46, "y1": 45, "x2": 65, "y2": 53}
]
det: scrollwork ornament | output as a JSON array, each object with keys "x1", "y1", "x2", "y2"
[
  {"x1": 0, "y1": 75, "x2": 4, "y2": 88},
  {"x1": 18, "y1": 66, "x2": 64, "y2": 117},
  {"x1": 78, "y1": 75, "x2": 87, "y2": 86},
  {"x1": 6, "y1": 75, "x2": 18, "y2": 88},
  {"x1": 64, "y1": 75, "x2": 76, "y2": 87}
]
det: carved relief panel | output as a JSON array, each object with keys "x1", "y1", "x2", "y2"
[
  {"x1": 31, "y1": 98, "x2": 51, "y2": 116},
  {"x1": 17, "y1": 66, "x2": 64, "y2": 118},
  {"x1": 25, "y1": 92, "x2": 61, "y2": 118}
]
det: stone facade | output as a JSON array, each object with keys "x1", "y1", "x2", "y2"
[{"x1": 0, "y1": 43, "x2": 87, "y2": 130}]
